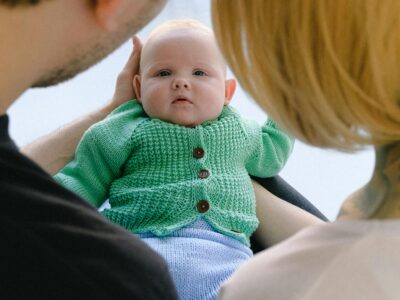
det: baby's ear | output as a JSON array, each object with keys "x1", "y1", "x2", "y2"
[
  {"x1": 133, "y1": 74, "x2": 142, "y2": 102},
  {"x1": 224, "y1": 79, "x2": 236, "y2": 105}
]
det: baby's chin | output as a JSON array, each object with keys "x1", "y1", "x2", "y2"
[
  {"x1": 168, "y1": 118, "x2": 201, "y2": 128},
  {"x1": 162, "y1": 116, "x2": 214, "y2": 128},
  {"x1": 145, "y1": 110, "x2": 222, "y2": 128}
]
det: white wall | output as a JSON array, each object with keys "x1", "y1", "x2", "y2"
[{"x1": 7, "y1": 0, "x2": 374, "y2": 220}]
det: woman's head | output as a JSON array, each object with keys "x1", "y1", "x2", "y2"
[{"x1": 212, "y1": 0, "x2": 400, "y2": 151}]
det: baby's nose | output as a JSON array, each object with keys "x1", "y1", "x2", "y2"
[{"x1": 173, "y1": 78, "x2": 189, "y2": 89}]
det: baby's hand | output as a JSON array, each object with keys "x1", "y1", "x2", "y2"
[{"x1": 109, "y1": 35, "x2": 143, "y2": 109}]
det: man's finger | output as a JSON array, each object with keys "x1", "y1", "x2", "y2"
[{"x1": 121, "y1": 35, "x2": 143, "y2": 74}]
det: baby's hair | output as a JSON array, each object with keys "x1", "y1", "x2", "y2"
[
  {"x1": 213, "y1": 0, "x2": 400, "y2": 151},
  {"x1": 147, "y1": 19, "x2": 213, "y2": 41}
]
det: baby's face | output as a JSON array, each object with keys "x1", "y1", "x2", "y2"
[{"x1": 134, "y1": 28, "x2": 234, "y2": 127}]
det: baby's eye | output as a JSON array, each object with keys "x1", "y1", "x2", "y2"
[
  {"x1": 193, "y1": 70, "x2": 206, "y2": 76},
  {"x1": 158, "y1": 70, "x2": 171, "y2": 77}
]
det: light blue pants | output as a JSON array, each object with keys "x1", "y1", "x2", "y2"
[{"x1": 138, "y1": 219, "x2": 252, "y2": 300}]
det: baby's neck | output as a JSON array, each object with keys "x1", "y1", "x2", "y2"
[{"x1": 337, "y1": 141, "x2": 400, "y2": 220}]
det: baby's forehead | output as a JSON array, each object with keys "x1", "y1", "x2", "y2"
[
  {"x1": 139, "y1": 19, "x2": 227, "y2": 75},
  {"x1": 141, "y1": 26, "x2": 226, "y2": 71}
]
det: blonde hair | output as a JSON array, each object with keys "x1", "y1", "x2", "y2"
[{"x1": 212, "y1": 0, "x2": 400, "y2": 151}]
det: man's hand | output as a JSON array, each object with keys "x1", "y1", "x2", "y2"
[{"x1": 105, "y1": 35, "x2": 143, "y2": 112}]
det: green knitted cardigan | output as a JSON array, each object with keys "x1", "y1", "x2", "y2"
[{"x1": 55, "y1": 100, "x2": 294, "y2": 246}]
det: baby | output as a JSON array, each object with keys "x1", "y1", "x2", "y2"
[{"x1": 55, "y1": 19, "x2": 294, "y2": 300}]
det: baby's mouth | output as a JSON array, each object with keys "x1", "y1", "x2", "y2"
[{"x1": 172, "y1": 97, "x2": 192, "y2": 104}]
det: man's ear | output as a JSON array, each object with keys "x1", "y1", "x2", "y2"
[
  {"x1": 224, "y1": 79, "x2": 236, "y2": 105},
  {"x1": 93, "y1": 0, "x2": 128, "y2": 31},
  {"x1": 133, "y1": 74, "x2": 142, "y2": 102}
]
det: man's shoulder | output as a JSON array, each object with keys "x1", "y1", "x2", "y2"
[{"x1": 0, "y1": 146, "x2": 177, "y2": 299}]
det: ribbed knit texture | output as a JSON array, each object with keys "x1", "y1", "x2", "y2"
[
  {"x1": 55, "y1": 100, "x2": 294, "y2": 246},
  {"x1": 139, "y1": 218, "x2": 252, "y2": 300}
]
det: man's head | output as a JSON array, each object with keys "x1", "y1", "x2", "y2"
[
  {"x1": 34, "y1": 0, "x2": 167, "y2": 87},
  {"x1": 1, "y1": 0, "x2": 166, "y2": 88},
  {"x1": 0, "y1": 0, "x2": 41, "y2": 7},
  {"x1": 133, "y1": 19, "x2": 236, "y2": 127}
]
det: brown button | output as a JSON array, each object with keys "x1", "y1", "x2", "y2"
[
  {"x1": 193, "y1": 148, "x2": 205, "y2": 159},
  {"x1": 197, "y1": 200, "x2": 210, "y2": 213},
  {"x1": 198, "y1": 169, "x2": 210, "y2": 179}
]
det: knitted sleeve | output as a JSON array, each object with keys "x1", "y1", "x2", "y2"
[
  {"x1": 54, "y1": 100, "x2": 146, "y2": 208},
  {"x1": 245, "y1": 119, "x2": 294, "y2": 178}
]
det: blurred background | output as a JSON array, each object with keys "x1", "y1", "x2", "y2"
[{"x1": 8, "y1": 0, "x2": 374, "y2": 220}]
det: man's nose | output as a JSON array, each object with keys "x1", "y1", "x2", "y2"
[{"x1": 172, "y1": 78, "x2": 190, "y2": 89}]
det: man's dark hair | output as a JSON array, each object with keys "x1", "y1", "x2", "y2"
[{"x1": 0, "y1": 0, "x2": 41, "y2": 6}]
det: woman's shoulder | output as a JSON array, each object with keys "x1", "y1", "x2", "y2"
[
  {"x1": 268, "y1": 219, "x2": 400, "y2": 260},
  {"x1": 300, "y1": 218, "x2": 400, "y2": 236},
  {"x1": 219, "y1": 219, "x2": 400, "y2": 300}
]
